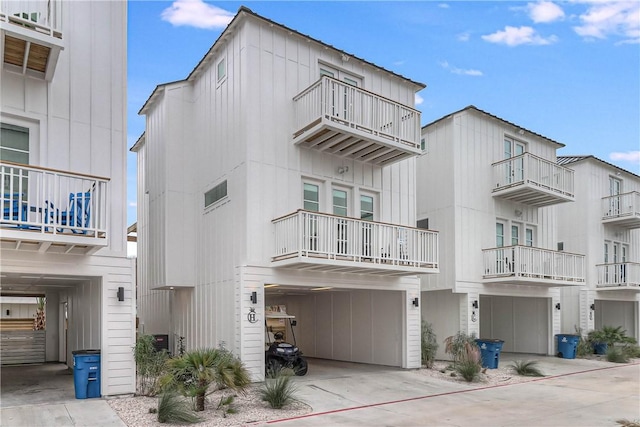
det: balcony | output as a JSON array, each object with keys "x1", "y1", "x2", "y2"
[
  {"x1": 272, "y1": 210, "x2": 438, "y2": 276},
  {"x1": 1, "y1": 162, "x2": 108, "y2": 254},
  {"x1": 601, "y1": 192, "x2": 640, "y2": 229},
  {"x1": 0, "y1": 0, "x2": 63, "y2": 81},
  {"x1": 292, "y1": 76, "x2": 422, "y2": 166},
  {"x1": 492, "y1": 153, "x2": 574, "y2": 206},
  {"x1": 596, "y1": 263, "x2": 640, "y2": 291},
  {"x1": 483, "y1": 245, "x2": 585, "y2": 287}
]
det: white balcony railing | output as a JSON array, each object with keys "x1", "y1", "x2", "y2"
[
  {"x1": 0, "y1": 0, "x2": 62, "y2": 37},
  {"x1": 596, "y1": 263, "x2": 640, "y2": 288},
  {"x1": 602, "y1": 192, "x2": 640, "y2": 220},
  {"x1": 492, "y1": 153, "x2": 574, "y2": 197},
  {"x1": 273, "y1": 210, "x2": 438, "y2": 269},
  {"x1": 293, "y1": 76, "x2": 421, "y2": 150},
  {"x1": 1, "y1": 161, "x2": 108, "y2": 237},
  {"x1": 483, "y1": 245, "x2": 585, "y2": 283}
]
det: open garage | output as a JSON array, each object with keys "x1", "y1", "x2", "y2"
[{"x1": 480, "y1": 295, "x2": 550, "y2": 354}]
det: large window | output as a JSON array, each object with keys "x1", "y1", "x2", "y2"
[{"x1": 204, "y1": 180, "x2": 227, "y2": 208}]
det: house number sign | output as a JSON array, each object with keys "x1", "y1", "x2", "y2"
[{"x1": 247, "y1": 308, "x2": 258, "y2": 324}]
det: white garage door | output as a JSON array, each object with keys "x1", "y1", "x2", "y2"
[
  {"x1": 480, "y1": 296, "x2": 549, "y2": 354},
  {"x1": 595, "y1": 300, "x2": 636, "y2": 339}
]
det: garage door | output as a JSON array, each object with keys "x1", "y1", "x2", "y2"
[
  {"x1": 480, "y1": 296, "x2": 549, "y2": 354},
  {"x1": 595, "y1": 300, "x2": 636, "y2": 338},
  {"x1": 266, "y1": 289, "x2": 403, "y2": 367}
]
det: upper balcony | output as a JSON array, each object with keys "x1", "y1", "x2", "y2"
[
  {"x1": 292, "y1": 76, "x2": 422, "y2": 166},
  {"x1": 483, "y1": 245, "x2": 585, "y2": 287},
  {"x1": 601, "y1": 192, "x2": 640, "y2": 229},
  {"x1": 272, "y1": 210, "x2": 438, "y2": 276},
  {"x1": 596, "y1": 263, "x2": 640, "y2": 292},
  {"x1": 1, "y1": 161, "x2": 108, "y2": 254},
  {"x1": 0, "y1": 0, "x2": 63, "y2": 81},
  {"x1": 492, "y1": 153, "x2": 575, "y2": 207}
]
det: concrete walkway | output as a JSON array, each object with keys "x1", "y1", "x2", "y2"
[
  {"x1": 265, "y1": 356, "x2": 640, "y2": 426},
  {"x1": 0, "y1": 400, "x2": 126, "y2": 427}
]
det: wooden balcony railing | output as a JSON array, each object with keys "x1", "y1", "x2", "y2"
[
  {"x1": 596, "y1": 262, "x2": 640, "y2": 288},
  {"x1": 0, "y1": 0, "x2": 62, "y2": 37},
  {"x1": 273, "y1": 210, "x2": 438, "y2": 270},
  {"x1": 293, "y1": 76, "x2": 421, "y2": 151},
  {"x1": 492, "y1": 153, "x2": 574, "y2": 199},
  {"x1": 1, "y1": 161, "x2": 108, "y2": 238},
  {"x1": 602, "y1": 192, "x2": 640, "y2": 222},
  {"x1": 483, "y1": 245, "x2": 585, "y2": 284}
]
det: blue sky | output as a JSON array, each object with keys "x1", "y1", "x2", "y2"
[{"x1": 127, "y1": 0, "x2": 640, "y2": 225}]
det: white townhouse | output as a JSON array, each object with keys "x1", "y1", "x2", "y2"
[
  {"x1": 416, "y1": 106, "x2": 585, "y2": 358},
  {"x1": 133, "y1": 7, "x2": 439, "y2": 380},
  {"x1": 0, "y1": 1, "x2": 135, "y2": 396},
  {"x1": 556, "y1": 156, "x2": 640, "y2": 341}
]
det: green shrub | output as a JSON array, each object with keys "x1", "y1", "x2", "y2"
[
  {"x1": 260, "y1": 370, "x2": 300, "y2": 409},
  {"x1": 421, "y1": 321, "x2": 438, "y2": 368},
  {"x1": 588, "y1": 326, "x2": 637, "y2": 347},
  {"x1": 444, "y1": 331, "x2": 478, "y2": 364},
  {"x1": 134, "y1": 334, "x2": 169, "y2": 396},
  {"x1": 157, "y1": 391, "x2": 201, "y2": 424},
  {"x1": 510, "y1": 360, "x2": 544, "y2": 377},
  {"x1": 622, "y1": 343, "x2": 640, "y2": 359},
  {"x1": 217, "y1": 394, "x2": 238, "y2": 417},
  {"x1": 606, "y1": 346, "x2": 629, "y2": 363},
  {"x1": 576, "y1": 336, "x2": 593, "y2": 357},
  {"x1": 455, "y1": 359, "x2": 481, "y2": 382}
]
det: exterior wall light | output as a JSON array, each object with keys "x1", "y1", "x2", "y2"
[
  {"x1": 250, "y1": 291, "x2": 257, "y2": 304},
  {"x1": 555, "y1": 303, "x2": 561, "y2": 310},
  {"x1": 412, "y1": 297, "x2": 419, "y2": 307},
  {"x1": 471, "y1": 300, "x2": 478, "y2": 309}
]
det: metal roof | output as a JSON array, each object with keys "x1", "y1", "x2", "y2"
[{"x1": 557, "y1": 155, "x2": 639, "y2": 178}]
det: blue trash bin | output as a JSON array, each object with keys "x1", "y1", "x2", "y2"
[
  {"x1": 593, "y1": 342, "x2": 608, "y2": 355},
  {"x1": 475, "y1": 339, "x2": 504, "y2": 369},
  {"x1": 72, "y1": 349, "x2": 101, "y2": 399},
  {"x1": 556, "y1": 334, "x2": 580, "y2": 359}
]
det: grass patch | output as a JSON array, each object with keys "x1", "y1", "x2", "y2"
[
  {"x1": 157, "y1": 391, "x2": 201, "y2": 424},
  {"x1": 606, "y1": 346, "x2": 629, "y2": 363},
  {"x1": 260, "y1": 370, "x2": 301, "y2": 409},
  {"x1": 454, "y1": 359, "x2": 481, "y2": 382},
  {"x1": 510, "y1": 360, "x2": 544, "y2": 377}
]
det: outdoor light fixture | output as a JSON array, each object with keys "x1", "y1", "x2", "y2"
[
  {"x1": 337, "y1": 166, "x2": 349, "y2": 174},
  {"x1": 555, "y1": 303, "x2": 561, "y2": 310},
  {"x1": 590, "y1": 303, "x2": 595, "y2": 311},
  {"x1": 412, "y1": 297, "x2": 419, "y2": 308},
  {"x1": 117, "y1": 287, "x2": 125, "y2": 302},
  {"x1": 471, "y1": 300, "x2": 478, "y2": 309},
  {"x1": 250, "y1": 291, "x2": 257, "y2": 304}
]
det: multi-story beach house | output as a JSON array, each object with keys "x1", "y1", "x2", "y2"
[{"x1": 0, "y1": 1, "x2": 135, "y2": 396}]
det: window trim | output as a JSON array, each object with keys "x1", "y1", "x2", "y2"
[
  {"x1": 303, "y1": 181, "x2": 321, "y2": 212},
  {"x1": 204, "y1": 179, "x2": 228, "y2": 209}
]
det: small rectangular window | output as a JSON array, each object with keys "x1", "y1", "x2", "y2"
[
  {"x1": 303, "y1": 183, "x2": 319, "y2": 212},
  {"x1": 205, "y1": 180, "x2": 227, "y2": 208},
  {"x1": 333, "y1": 189, "x2": 347, "y2": 217},
  {"x1": 417, "y1": 218, "x2": 429, "y2": 230},
  {"x1": 217, "y1": 58, "x2": 226, "y2": 82},
  {"x1": 420, "y1": 138, "x2": 426, "y2": 151},
  {"x1": 360, "y1": 195, "x2": 374, "y2": 221}
]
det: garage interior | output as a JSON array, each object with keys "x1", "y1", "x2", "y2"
[
  {"x1": 595, "y1": 299, "x2": 637, "y2": 338},
  {"x1": 264, "y1": 284, "x2": 405, "y2": 367}
]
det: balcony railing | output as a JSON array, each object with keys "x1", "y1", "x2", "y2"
[
  {"x1": 272, "y1": 210, "x2": 438, "y2": 275},
  {"x1": 596, "y1": 263, "x2": 640, "y2": 289},
  {"x1": 0, "y1": 0, "x2": 62, "y2": 37},
  {"x1": 1, "y1": 162, "x2": 108, "y2": 250},
  {"x1": 492, "y1": 153, "x2": 574, "y2": 206},
  {"x1": 601, "y1": 192, "x2": 640, "y2": 229},
  {"x1": 483, "y1": 245, "x2": 585, "y2": 285},
  {"x1": 292, "y1": 76, "x2": 421, "y2": 165}
]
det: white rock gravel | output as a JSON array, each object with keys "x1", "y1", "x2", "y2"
[
  {"x1": 107, "y1": 385, "x2": 311, "y2": 427},
  {"x1": 418, "y1": 360, "x2": 538, "y2": 387}
]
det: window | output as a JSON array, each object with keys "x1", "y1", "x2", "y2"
[
  {"x1": 525, "y1": 228, "x2": 534, "y2": 247},
  {"x1": 333, "y1": 189, "x2": 348, "y2": 216},
  {"x1": 511, "y1": 225, "x2": 519, "y2": 246},
  {"x1": 216, "y1": 58, "x2": 226, "y2": 83},
  {"x1": 204, "y1": 180, "x2": 227, "y2": 208},
  {"x1": 1, "y1": 123, "x2": 29, "y2": 195},
  {"x1": 496, "y1": 223, "x2": 505, "y2": 247},
  {"x1": 417, "y1": 218, "x2": 429, "y2": 230},
  {"x1": 303, "y1": 183, "x2": 319, "y2": 212},
  {"x1": 420, "y1": 138, "x2": 426, "y2": 151},
  {"x1": 504, "y1": 137, "x2": 525, "y2": 184},
  {"x1": 360, "y1": 195, "x2": 373, "y2": 220}
]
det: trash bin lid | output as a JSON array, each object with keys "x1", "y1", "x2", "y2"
[{"x1": 72, "y1": 349, "x2": 101, "y2": 355}]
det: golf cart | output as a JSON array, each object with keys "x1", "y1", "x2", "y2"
[{"x1": 265, "y1": 312, "x2": 308, "y2": 376}]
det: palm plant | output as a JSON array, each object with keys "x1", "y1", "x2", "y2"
[
  {"x1": 34, "y1": 297, "x2": 46, "y2": 330},
  {"x1": 161, "y1": 348, "x2": 250, "y2": 412},
  {"x1": 510, "y1": 360, "x2": 544, "y2": 377},
  {"x1": 157, "y1": 391, "x2": 201, "y2": 424},
  {"x1": 588, "y1": 325, "x2": 636, "y2": 347}
]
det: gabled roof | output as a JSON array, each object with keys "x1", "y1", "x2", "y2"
[
  {"x1": 130, "y1": 132, "x2": 145, "y2": 152},
  {"x1": 139, "y1": 6, "x2": 426, "y2": 115},
  {"x1": 557, "y1": 155, "x2": 639, "y2": 178},
  {"x1": 422, "y1": 105, "x2": 564, "y2": 148}
]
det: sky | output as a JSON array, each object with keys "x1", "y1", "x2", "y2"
[{"x1": 126, "y1": 0, "x2": 640, "y2": 226}]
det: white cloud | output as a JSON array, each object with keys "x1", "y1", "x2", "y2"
[
  {"x1": 438, "y1": 3, "x2": 450, "y2": 9},
  {"x1": 439, "y1": 60, "x2": 483, "y2": 76},
  {"x1": 129, "y1": 201, "x2": 137, "y2": 207},
  {"x1": 573, "y1": 1, "x2": 640, "y2": 44},
  {"x1": 415, "y1": 93, "x2": 424, "y2": 106},
  {"x1": 610, "y1": 151, "x2": 640, "y2": 163},
  {"x1": 482, "y1": 26, "x2": 558, "y2": 46},
  {"x1": 457, "y1": 32, "x2": 470, "y2": 42},
  {"x1": 528, "y1": 1, "x2": 565, "y2": 23},
  {"x1": 161, "y1": 0, "x2": 234, "y2": 29}
]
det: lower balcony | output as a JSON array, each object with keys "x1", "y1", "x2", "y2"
[
  {"x1": 272, "y1": 210, "x2": 439, "y2": 276},
  {"x1": 1, "y1": 162, "x2": 108, "y2": 254},
  {"x1": 483, "y1": 245, "x2": 585, "y2": 287},
  {"x1": 596, "y1": 263, "x2": 640, "y2": 291},
  {"x1": 601, "y1": 192, "x2": 640, "y2": 229},
  {"x1": 492, "y1": 153, "x2": 574, "y2": 206}
]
